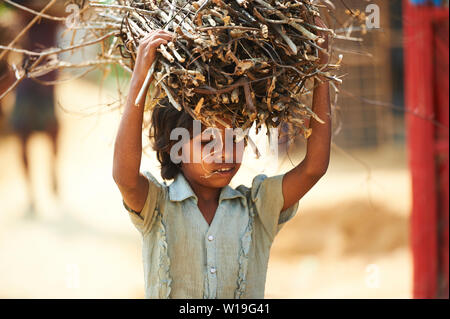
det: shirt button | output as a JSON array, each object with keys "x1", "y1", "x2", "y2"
[
  {"x1": 210, "y1": 267, "x2": 216, "y2": 274},
  {"x1": 208, "y1": 235, "x2": 214, "y2": 241}
]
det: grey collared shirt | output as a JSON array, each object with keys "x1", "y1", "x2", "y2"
[{"x1": 124, "y1": 171, "x2": 299, "y2": 299}]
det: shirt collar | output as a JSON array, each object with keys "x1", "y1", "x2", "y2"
[
  {"x1": 169, "y1": 173, "x2": 246, "y2": 203},
  {"x1": 169, "y1": 173, "x2": 198, "y2": 202},
  {"x1": 219, "y1": 184, "x2": 246, "y2": 203}
]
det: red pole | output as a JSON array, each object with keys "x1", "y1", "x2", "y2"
[
  {"x1": 404, "y1": 0, "x2": 438, "y2": 299},
  {"x1": 433, "y1": 13, "x2": 449, "y2": 299},
  {"x1": 403, "y1": 0, "x2": 449, "y2": 298}
]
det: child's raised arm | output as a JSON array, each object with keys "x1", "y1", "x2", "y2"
[
  {"x1": 281, "y1": 17, "x2": 331, "y2": 211},
  {"x1": 113, "y1": 30, "x2": 174, "y2": 214}
]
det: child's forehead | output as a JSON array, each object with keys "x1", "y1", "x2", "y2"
[{"x1": 192, "y1": 121, "x2": 241, "y2": 140}]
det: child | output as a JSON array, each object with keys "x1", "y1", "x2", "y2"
[{"x1": 113, "y1": 18, "x2": 331, "y2": 299}]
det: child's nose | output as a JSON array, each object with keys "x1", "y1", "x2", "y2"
[
  {"x1": 213, "y1": 134, "x2": 231, "y2": 163},
  {"x1": 223, "y1": 138, "x2": 236, "y2": 163}
]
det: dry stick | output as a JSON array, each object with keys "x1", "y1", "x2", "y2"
[
  {"x1": 88, "y1": 3, "x2": 158, "y2": 15},
  {"x1": 242, "y1": 79, "x2": 256, "y2": 113},
  {"x1": 196, "y1": 26, "x2": 260, "y2": 32},
  {"x1": 134, "y1": 60, "x2": 158, "y2": 105},
  {"x1": 0, "y1": 0, "x2": 58, "y2": 61},
  {"x1": 193, "y1": 77, "x2": 247, "y2": 94},
  {"x1": 31, "y1": 66, "x2": 97, "y2": 86},
  {"x1": 0, "y1": 54, "x2": 46, "y2": 101},
  {"x1": 0, "y1": 31, "x2": 119, "y2": 100},
  {"x1": 0, "y1": 45, "x2": 46, "y2": 56},
  {"x1": 134, "y1": 59, "x2": 160, "y2": 108},
  {"x1": 160, "y1": 81, "x2": 182, "y2": 111},
  {"x1": 29, "y1": 59, "x2": 120, "y2": 77},
  {"x1": 134, "y1": 0, "x2": 177, "y2": 107},
  {"x1": 253, "y1": 0, "x2": 321, "y2": 43},
  {"x1": 3, "y1": 0, "x2": 66, "y2": 21},
  {"x1": 0, "y1": 31, "x2": 118, "y2": 56},
  {"x1": 272, "y1": 24, "x2": 297, "y2": 55}
]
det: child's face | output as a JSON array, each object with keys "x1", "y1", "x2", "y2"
[{"x1": 180, "y1": 121, "x2": 245, "y2": 189}]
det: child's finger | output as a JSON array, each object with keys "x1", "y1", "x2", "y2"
[
  {"x1": 141, "y1": 31, "x2": 157, "y2": 42},
  {"x1": 155, "y1": 29, "x2": 175, "y2": 37},
  {"x1": 150, "y1": 38, "x2": 168, "y2": 48},
  {"x1": 145, "y1": 39, "x2": 168, "y2": 58},
  {"x1": 151, "y1": 33, "x2": 174, "y2": 42},
  {"x1": 139, "y1": 36, "x2": 171, "y2": 52},
  {"x1": 140, "y1": 30, "x2": 173, "y2": 46},
  {"x1": 141, "y1": 35, "x2": 167, "y2": 50}
]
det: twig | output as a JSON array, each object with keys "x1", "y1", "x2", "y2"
[
  {"x1": 0, "y1": 0, "x2": 59, "y2": 61},
  {"x1": 3, "y1": 0, "x2": 66, "y2": 21},
  {"x1": 0, "y1": 31, "x2": 119, "y2": 57}
]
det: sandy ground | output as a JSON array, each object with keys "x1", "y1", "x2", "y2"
[{"x1": 0, "y1": 80, "x2": 412, "y2": 298}]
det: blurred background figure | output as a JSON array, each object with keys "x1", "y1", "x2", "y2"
[
  {"x1": 0, "y1": 9, "x2": 16, "y2": 130},
  {"x1": 4, "y1": 0, "x2": 61, "y2": 217}
]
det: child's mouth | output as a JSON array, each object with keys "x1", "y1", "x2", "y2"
[{"x1": 211, "y1": 166, "x2": 235, "y2": 175}]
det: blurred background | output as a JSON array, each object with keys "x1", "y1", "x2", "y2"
[{"x1": 0, "y1": 0, "x2": 448, "y2": 298}]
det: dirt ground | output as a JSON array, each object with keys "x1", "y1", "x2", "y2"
[{"x1": 0, "y1": 79, "x2": 412, "y2": 298}]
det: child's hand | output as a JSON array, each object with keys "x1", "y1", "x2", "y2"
[{"x1": 133, "y1": 30, "x2": 175, "y2": 83}]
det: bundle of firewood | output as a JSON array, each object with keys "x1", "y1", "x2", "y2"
[{"x1": 0, "y1": 0, "x2": 366, "y2": 138}]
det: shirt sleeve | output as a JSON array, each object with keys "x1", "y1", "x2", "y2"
[
  {"x1": 122, "y1": 170, "x2": 164, "y2": 235},
  {"x1": 250, "y1": 173, "x2": 299, "y2": 240}
]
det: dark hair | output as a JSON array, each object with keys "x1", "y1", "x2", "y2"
[{"x1": 149, "y1": 98, "x2": 195, "y2": 180}]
